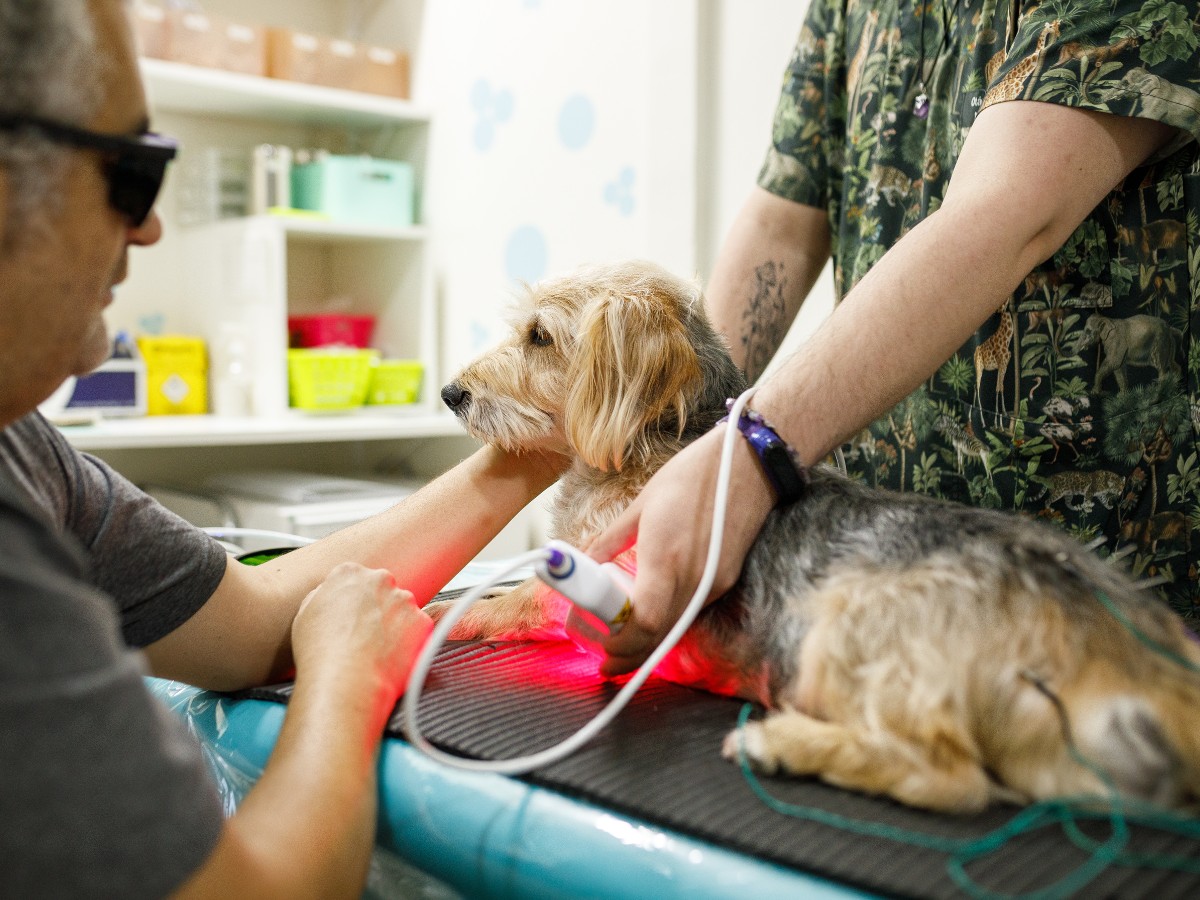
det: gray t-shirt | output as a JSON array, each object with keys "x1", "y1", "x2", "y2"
[{"x1": 0, "y1": 412, "x2": 229, "y2": 898}]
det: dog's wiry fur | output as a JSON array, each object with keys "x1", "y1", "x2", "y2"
[{"x1": 435, "y1": 259, "x2": 1200, "y2": 813}]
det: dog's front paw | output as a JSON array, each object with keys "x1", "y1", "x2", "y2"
[
  {"x1": 424, "y1": 597, "x2": 489, "y2": 640},
  {"x1": 722, "y1": 722, "x2": 780, "y2": 776},
  {"x1": 423, "y1": 580, "x2": 569, "y2": 642}
]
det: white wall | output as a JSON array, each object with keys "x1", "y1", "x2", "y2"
[
  {"x1": 414, "y1": 0, "x2": 697, "y2": 384},
  {"x1": 125, "y1": 0, "x2": 829, "y2": 383},
  {"x1": 417, "y1": 0, "x2": 833, "y2": 386}
]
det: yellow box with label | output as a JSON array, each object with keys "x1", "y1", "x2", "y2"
[{"x1": 137, "y1": 335, "x2": 208, "y2": 415}]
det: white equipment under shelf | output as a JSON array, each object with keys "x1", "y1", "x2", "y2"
[{"x1": 148, "y1": 469, "x2": 535, "y2": 559}]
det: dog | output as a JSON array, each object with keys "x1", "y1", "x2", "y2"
[{"x1": 433, "y1": 259, "x2": 1200, "y2": 814}]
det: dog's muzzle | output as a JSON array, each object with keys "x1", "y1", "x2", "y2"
[{"x1": 441, "y1": 382, "x2": 470, "y2": 413}]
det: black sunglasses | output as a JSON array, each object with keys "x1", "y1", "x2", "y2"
[{"x1": 0, "y1": 114, "x2": 178, "y2": 227}]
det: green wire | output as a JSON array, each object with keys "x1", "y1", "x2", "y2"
[
  {"x1": 733, "y1": 703, "x2": 1200, "y2": 899},
  {"x1": 1094, "y1": 591, "x2": 1200, "y2": 674},
  {"x1": 731, "y1": 591, "x2": 1200, "y2": 896}
]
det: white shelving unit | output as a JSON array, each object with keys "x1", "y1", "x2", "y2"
[
  {"x1": 60, "y1": 55, "x2": 459, "y2": 456},
  {"x1": 46, "y1": 2, "x2": 539, "y2": 558},
  {"x1": 139, "y1": 56, "x2": 433, "y2": 126}
]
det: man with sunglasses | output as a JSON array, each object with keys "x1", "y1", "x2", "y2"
[{"x1": 0, "y1": 2, "x2": 564, "y2": 897}]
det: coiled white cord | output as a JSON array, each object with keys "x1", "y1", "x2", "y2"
[{"x1": 400, "y1": 387, "x2": 759, "y2": 774}]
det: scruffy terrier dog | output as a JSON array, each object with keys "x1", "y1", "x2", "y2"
[{"x1": 435, "y1": 259, "x2": 1200, "y2": 814}]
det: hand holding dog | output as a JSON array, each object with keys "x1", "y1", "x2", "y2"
[{"x1": 589, "y1": 425, "x2": 776, "y2": 676}]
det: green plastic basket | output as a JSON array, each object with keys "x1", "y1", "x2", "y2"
[
  {"x1": 287, "y1": 348, "x2": 378, "y2": 410},
  {"x1": 367, "y1": 359, "x2": 424, "y2": 405}
]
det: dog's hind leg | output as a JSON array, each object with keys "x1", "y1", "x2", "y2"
[
  {"x1": 724, "y1": 562, "x2": 1023, "y2": 812},
  {"x1": 721, "y1": 709, "x2": 994, "y2": 813}
]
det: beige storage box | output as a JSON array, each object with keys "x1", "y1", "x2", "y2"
[{"x1": 165, "y1": 10, "x2": 267, "y2": 77}]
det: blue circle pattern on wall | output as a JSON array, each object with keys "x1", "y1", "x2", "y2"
[
  {"x1": 471, "y1": 79, "x2": 514, "y2": 152},
  {"x1": 558, "y1": 95, "x2": 594, "y2": 150},
  {"x1": 604, "y1": 167, "x2": 636, "y2": 217},
  {"x1": 470, "y1": 320, "x2": 491, "y2": 353},
  {"x1": 506, "y1": 226, "x2": 548, "y2": 284}
]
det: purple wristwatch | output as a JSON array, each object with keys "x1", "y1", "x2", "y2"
[{"x1": 716, "y1": 401, "x2": 807, "y2": 506}]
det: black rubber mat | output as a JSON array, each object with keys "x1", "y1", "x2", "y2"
[{"x1": 246, "y1": 638, "x2": 1200, "y2": 899}]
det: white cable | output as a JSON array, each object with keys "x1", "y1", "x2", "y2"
[
  {"x1": 202, "y1": 527, "x2": 317, "y2": 548},
  {"x1": 401, "y1": 387, "x2": 759, "y2": 774},
  {"x1": 833, "y1": 446, "x2": 848, "y2": 476}
]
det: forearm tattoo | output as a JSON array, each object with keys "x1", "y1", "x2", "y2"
[{"x1": 740, "y1": 261, "x2": 789, "y2": 383}]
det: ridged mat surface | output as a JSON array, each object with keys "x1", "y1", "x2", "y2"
[{"x1": 248, "y1": 639, "x2": 1200, "y2": 899}]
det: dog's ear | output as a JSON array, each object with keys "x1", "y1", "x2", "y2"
[{"x1": 564, "y1": 287, "x2": 702, "y2": 471}]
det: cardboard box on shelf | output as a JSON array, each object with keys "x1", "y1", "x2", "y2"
[
  {"x1": 266, "y1": 27, "x2": 410, "y2": 99},
  {"x1": 356, "y1": 45, "x2": 410, "y2": 99},
  {"x1": 325, "y1": 37, "x2": 362, "y2": 92},
  {"x1": 131, "y1": 1, "x2": 168, "y2": 60},
  {"x1": 266, "y1": 27, "x2": 328, "y2": 87},
  {"x1": 164, "y1": 10, "x2": 267, "y2": 77}
]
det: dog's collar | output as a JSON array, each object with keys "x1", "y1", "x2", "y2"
[{"x1": 717, "y1": 401, "x2": 807, "y2": 506}]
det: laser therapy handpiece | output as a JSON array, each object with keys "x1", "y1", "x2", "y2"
[{"x1": 535, "y1": 539, "x2": 633, "y2": 636}]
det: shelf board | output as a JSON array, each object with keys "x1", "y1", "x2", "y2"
[
  {"x1": 140, "y1": 57, "x2": 432, "y2": 128},
  {"x1": 276, "y1": 216, "x2": 429, "y2": 243},
  {"x1": 57, "y1": 411, "x2": 467, "y2": 451}
]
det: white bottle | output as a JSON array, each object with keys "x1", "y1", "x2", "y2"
[{"x1": 211, "y1": 321, "x2": 253, "y2": 418}]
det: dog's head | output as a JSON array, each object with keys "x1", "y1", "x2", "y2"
[{"x1": 442, "y1": 260, "x2": 746, "y2": 473}]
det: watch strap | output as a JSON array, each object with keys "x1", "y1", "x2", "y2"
[{"x1": 716, "y1": 401, "x2": 807, "y2": 506}]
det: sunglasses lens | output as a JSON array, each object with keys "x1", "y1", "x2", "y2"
[{"x1": 108, "y1": 153, "x2": 168, "y2": 227}]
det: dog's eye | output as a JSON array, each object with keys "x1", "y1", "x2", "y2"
[{"x1": 529, "y1": 324, "x2": 553, "y2": 347}]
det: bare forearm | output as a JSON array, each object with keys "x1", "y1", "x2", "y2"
[
  {"x1": 751, "y1": 102, "x2": 1176, "y2": 466},
  {"x1": 706, "y1": 187, "x2": 830, "y2": 381},
  {"x1": 265, "y1": 443, "x2": 558, "y2": 606},
  {"x1": 754, "y1": 201, "x2": 1037, "y2": 465},
  {"x1": 174, "y1": 562, "x2": 431, "y2": 899},
  {"x1": 148, "y1": 445, "x2": 559, "y2": 690}
]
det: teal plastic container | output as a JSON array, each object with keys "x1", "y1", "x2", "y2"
[{"x1": 291, "y1": 154, "x2": 415, "y2": 227}]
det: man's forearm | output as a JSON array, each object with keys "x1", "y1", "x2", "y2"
[
  {"x1": 706, "y1": 187, "x2": 831, "y2": 382},
  {"x1": 147, "y1": 445, "x2": 561, "y2": 690},
  {"x1": 265, "y1": 443, "x2": 560, "y2": 606},
  {"x1": 753, "y1": 199, "x2": 1036, "y2": 466},
  {"x1": 750, "y1": 101, "x2": 1176, "y2": 467}
]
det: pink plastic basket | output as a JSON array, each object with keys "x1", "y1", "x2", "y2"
[{"x1": 288, "y1": 314, "x2": 376, "y2": 349}]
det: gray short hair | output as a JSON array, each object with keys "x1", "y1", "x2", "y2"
[{"x1": 0, "y1": 1, "x2": 104, "y2": 239}]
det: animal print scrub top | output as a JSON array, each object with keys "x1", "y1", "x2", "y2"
[{"x1": 760, "y1": 0, "x2": 1200, "y2": 618}]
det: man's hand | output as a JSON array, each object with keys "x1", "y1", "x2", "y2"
[
  {"x1": 292, "y1": 562, "x2": 432, "y2": 719},
  {"x1": 587, "y1": 425, "x2": 776, "y2": 676}
]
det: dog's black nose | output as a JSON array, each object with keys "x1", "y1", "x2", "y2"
[{"x1": 441, "y1": 383, "x2": 470, "y2": 411}]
